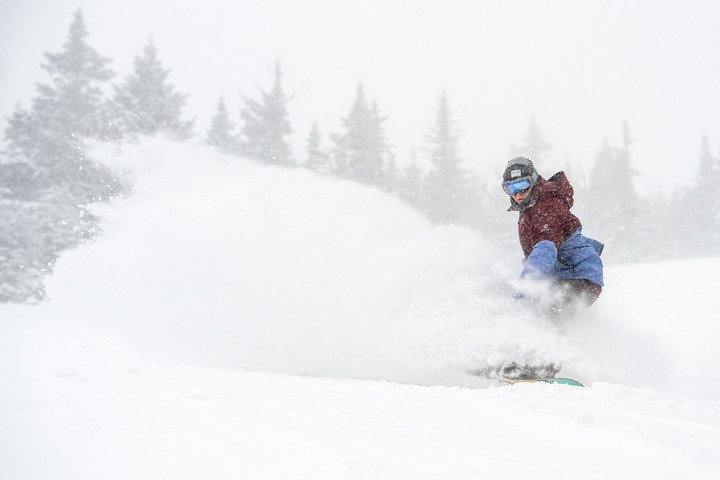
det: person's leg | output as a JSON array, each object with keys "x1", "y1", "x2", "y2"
[
  {"x1": 549, "y1": 279, "x2": 602, "y2": 319},
  {"x1": 565, "y1": 279, "x2": 602, "y2": 306}
]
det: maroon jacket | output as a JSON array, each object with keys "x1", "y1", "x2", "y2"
[{"x1": 511, "y1": 172, "x2": 582, "y2": 257}]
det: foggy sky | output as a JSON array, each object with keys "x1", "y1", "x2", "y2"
[{"x1": 2, "y1": 0, "x2": 720, "y2": 194}]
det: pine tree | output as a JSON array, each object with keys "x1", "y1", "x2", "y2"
[
  {"x1": 4, "y1": 9, "x2": 115, "y2": 194},
  {"x1": 586, "y1": 138, "x2": 613, "y2": 204},
  {"x1": 585, "y1": 122, "x2": 644, "y2": 262},
  {"x1": 672, "y1": 135, "x2": 720, "y2": 256},
  {"x1": 239, "y1": 60, "x2": 293, "y2": 166},
  {"x1": 205, "y1": 95, "x2": 238, "y2": 154},
  {"x1": 511, "y1": 115, "x2": 552, "y2": 163},
  {"x1": 382, "y1": 152, "x2": 400, "y2": 193},
  {"x1": 332, "y1": 83, "x2": 389, "y2": 185},
  {"x1": 38, "y1": 8, "x2": 115, "y2": 140},
  {"x1": 562, "y1": 156, "x2": 586, "y2": 193},
  {"x1": 0, "y1": 114, "x2": 36, "y2": 199},
  {"x1": 368, "y1": 100, "x2": 390, "y2": 184},
  {"x1": 304, "y1": 121, "x2": 331, "y2": 173},
  {"x1": 3, "y1": 105, "x2": 37, "y2": 175},
  {"x1": 422, "y1": 90, "x2": 475, "y2": 224},
  {"x1": 614, "y1": 120, "x2": 639, "y2": 207},
  {"x1": 330, "y1": 132, "x2": 349, "y2": 178},
  {"x1": 0, "y1": 9, "x2": 117, "y2": 302},
  {"x1": 397, "y1": 147, "x2": 425, "y2": 208},
  {"x1": 112, "y1": 38, "x2": 193, "y2": 139}
]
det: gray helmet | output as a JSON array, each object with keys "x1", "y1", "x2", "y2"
[
  {"x1": 502, "y1": 156, "x2": 539, "y2": 184},
  {"x1": 502, "y1": 156, "x2": 539, "y2": 209}
]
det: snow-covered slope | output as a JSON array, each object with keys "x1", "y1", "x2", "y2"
[{"x1": 2, "y1": 138, "x2": 719, "y2": 479}]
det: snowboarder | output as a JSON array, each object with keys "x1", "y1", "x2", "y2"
[
  {"x1": 492, "y1": 156, "x2": 604, "y2": 382},
  {"x1": 502, "y1": 156, "x2": 604, "y2": 311}
]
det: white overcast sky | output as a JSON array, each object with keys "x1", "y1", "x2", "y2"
[{"x1": 2, "y1": 0, "x2": 720, "y2": 193}]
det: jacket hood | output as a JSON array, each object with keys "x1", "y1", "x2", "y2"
[{"x1": 508, "y1": 171, "x2": 574, "y2": 212}]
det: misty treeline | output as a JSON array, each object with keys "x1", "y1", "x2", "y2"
[{"x1": 1, "y1": 9, "x2": 720, "y2": 303}]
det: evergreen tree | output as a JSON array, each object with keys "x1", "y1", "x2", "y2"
[
  {"x1": 112, "y1": 38, "x2": 193, "y2": 139},
  {"x1": 585, "y1": 122, "x2": 644, "y2": 262},
  {"x1": 304, "y1": 121, "x2": 331, "y2": 173},
  {"x1": 239, "y1": 60, "x2": 293, "y2": 166},
  {"x1": 672, "y1": 135, "x2": 720, "y2": 256},
  {"x1": 0, "y1": 9, "x2": 118, "y2": 302},
  {"x1": 694, "y1": 135, "x2": 720, "y2": 211},
  {"x1": 331, "y1": 83, "x2": 389, "y2": 185},
  {"x1": 3, "y1": 105, "x2": 38, "y2": 198},
  {"x1": 511, "y1": 115, "x2": 552, "y2": 163},
  {"x1": 3, "y1": 8, "x2": 115, "y2": 197},
  {"x1": 330, "y1": 132, "x2": 349, "y2": 178},
  {"x1": 368, "y1": 100, "x2": 390, "y2": 183},
  {"x1": 582, "y1": 138, "x2": 613, "y2": 244},
  {"x1": 205, "y1": 95, "x2": 238, "y2": 154},
  {"x1": 397, "y1": 148, "x2": 425, "y2": 208},
  {"x1": 614, "y1": 120, "x2": 640, "y2": 207},
  {"x1": 422, "y1": 90, "x2": 475, "y2": 224},
  {"x1": 37, "y1": 8, "x2": 115, "y2": 140},
  {"x1": 382, "y1": 152, "x2": 400, "y2": 193}
]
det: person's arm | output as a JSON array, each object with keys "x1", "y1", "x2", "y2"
[
  {"x1": 520, "y1": 197, "x2": 570, "y2": 279},
  {"x1": 521, "y1": 240, "x2": 558, "y2": 279}
]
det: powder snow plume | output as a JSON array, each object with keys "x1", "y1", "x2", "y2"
[
  {"x1": 38, "y1": 139, "x2": 563, "y2": 385},
  {"x1": 43, "y1": 138, "x2": 720, "y2": 395}
]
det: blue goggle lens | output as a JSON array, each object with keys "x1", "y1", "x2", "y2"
[{"x1": 502, "y1": 178, "x2": 532, "y2": 195}]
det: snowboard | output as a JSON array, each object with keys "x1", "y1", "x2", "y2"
[
  {"x1": 468, "y1": 363, "x2": 585, "y2": 387},
  {"x1": 501, "y1": 377, "x2": 584, "y2": 387}
]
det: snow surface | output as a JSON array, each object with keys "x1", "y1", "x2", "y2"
[{"x1": 2, "y1": 138, "x2": 719, "y2": 479}]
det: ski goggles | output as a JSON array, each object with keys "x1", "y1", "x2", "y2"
[{"x1": 502, "y1": 178, "x2": 532, "y2": 196}]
